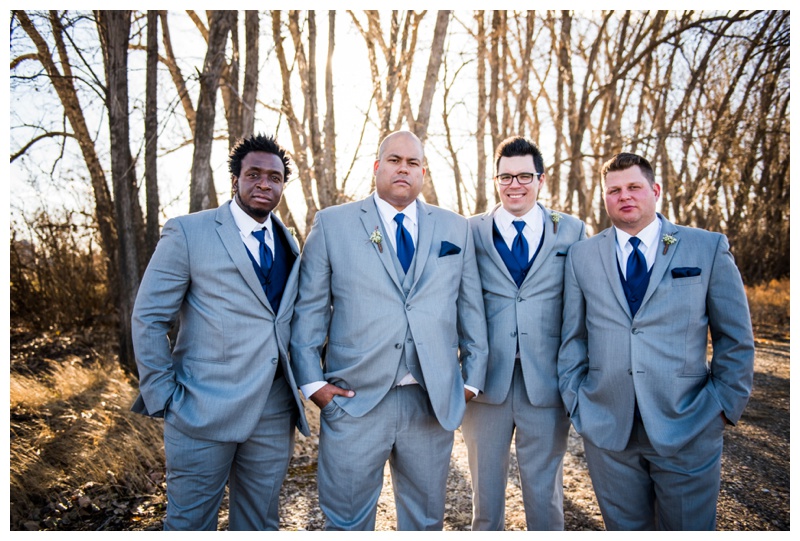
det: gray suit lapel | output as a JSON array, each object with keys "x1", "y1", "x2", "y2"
[
  {"x1": 215, "y1": 202, "x2": 274, "y2": 314},
  {"x1": 639, "y1": 214, "x2": 679, "y2": 312},
  {"x1": 480, "y1": 204, "x2": 516, "y2": 287},
  {"x1": 360, "y1": 197, "x2": 404, "y2": 293},
  {"x1": 598, "y1": 227, "x2": 633, "y2": 318},
  {"x1": 411, "y1": 200, "x2": 434, "y2": 289}
]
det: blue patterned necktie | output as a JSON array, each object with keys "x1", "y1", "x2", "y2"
[
  {"x1": 511, "y1": 221, "x2": 529, "y2": 268},
  {"x1": 394, "y1": 213, "x2": 414, "y2": 274},
  {"x1": 252, "y1": 228, "x2": 274, "y2": 274}
]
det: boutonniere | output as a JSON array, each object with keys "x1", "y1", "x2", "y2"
[
  {"x1": 370, "y1": 226, "x2": 383, "y2": 253},
  {"x1": 288, "y1": 227, "x2": 297, "y2": 238},
  {"x1": 550, "y1": 212, "x2": 562, "y2": 233},
  {"x1": 662, "y1": 234, "x2": 677, "y2": 255}
]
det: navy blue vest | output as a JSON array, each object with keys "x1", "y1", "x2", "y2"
[
  {"x1": 246, "y1": 217, "x2": 295, "y2": 312},
  {"x1": 492, "y1": 221, "x2": 544, "y2": 287},
  {"x1": 617, "y1": 262, "x2": 651, "y2": 317}
]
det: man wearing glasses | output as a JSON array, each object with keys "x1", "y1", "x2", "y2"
[{"x1": 462, "y1": 136, "x2": 586, "y2": 530}]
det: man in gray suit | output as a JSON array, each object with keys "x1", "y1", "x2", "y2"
[
  {"x1": 558, "y1": 152, "x2": 754, "y2": 530},
  {"x1": 131, "y1": 134, "x2": 309, "y2": 530},
  {"x1": 463, "y1": 136, "x2": 585, "y2": 530},
  {"x1": 290, "y1": 130, "x2": 489, "y2": 530}
]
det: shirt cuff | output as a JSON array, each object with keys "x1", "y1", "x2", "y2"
[{"x1": 300, "y1": 381, "x2": 327, "y2": 400}]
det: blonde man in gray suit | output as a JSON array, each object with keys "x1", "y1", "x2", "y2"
[
  {"x1": 290, "y1": 130, "x2": 488, "y2": 530},
  {"x1": 463, "y1": 136, "x2": 586, "y2": 530},
  {"x1": 558, "y1": 152, "x2": 754, "y2": 530}
]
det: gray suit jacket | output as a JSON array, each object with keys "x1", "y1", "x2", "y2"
[
  {"x1": 558, "y1": 214, "x2": 754, "y2": 456},
  {"x1": 470, "y1": 203, "x2": 586, "y2": 406},
  {"x1": 131, "y1": 201, "x2": 310, "y2": 440},
  {"x1": 290, "y1": 196, "x2": 489, "y2": 431}
]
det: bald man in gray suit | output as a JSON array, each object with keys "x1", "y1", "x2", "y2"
[
  {"x1": 558, "y1": 152, "x2": 754, "y2": 530},
  {"x1": 290, "y1": 130, "x2": 488, "y2": 530}
]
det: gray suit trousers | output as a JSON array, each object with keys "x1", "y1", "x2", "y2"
[
  {"x1": 162, "y1": 374, "x2": 297, "y2": 531},
  {"x1": 317, "y1": 385, "x2": 454, "y2": 531},
  {"x1": 462, "y1": 362, "x2": 570, "y2": 530}
]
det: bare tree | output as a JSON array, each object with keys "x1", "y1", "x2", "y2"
[
  {"x1": 95, "y1": 9, "x2": 147, "y2": 374},
  {"x1": 144, "y1": 10, "x2": 160, "y2": 258},
  {"x1": 188, "y1": 10, "x2": 234, "y2": 212}
]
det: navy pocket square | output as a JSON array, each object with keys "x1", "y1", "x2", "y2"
[
  {"x1": 672, "y1": 267, "x2": 701, "y2": 278},
  {"x1": 439, "y1": 241, "x2": 461, "y2": 257}
]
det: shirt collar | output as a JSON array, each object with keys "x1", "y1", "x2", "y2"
[
  {"x1": 494, "y1": 203, "x2": 541, "y2": 234},
  {"x1": 373, "y1": 193, "x2": 418, "y2": 228},
  {"x1": 614, "y1": 215, "x2": 661, "y2": 251},
  {"x1": 230, "y1": 198, "x2": 272, "y2": 239}
]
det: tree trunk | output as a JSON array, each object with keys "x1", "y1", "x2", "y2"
[
  {"x1": 412, "y1": 10, "x2": 450, "y2": 206},
  {"x1": 474, "y1": 10, "x2": 489, "y2": 213},
  {"x1": 189, "y1": 10, "x2": 234, "y2": 213},
  {"x1": 96, "y1": 9, "x2": 145, "y2": 376},
  {"x1": 241, "y1": 10, "x2": 259, "y2": 138},
  {"x1": 144, "y1": 10, "x2": 160, "y2": 260}
]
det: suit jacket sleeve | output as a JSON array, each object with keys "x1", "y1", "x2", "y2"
[
  {"x1": 289, "y1": 211, "x2": 331, "y2": 387},
  {"x1": 131, "y1": 218, "x2": 190, "y2": 416},
  {"x1": 705, "y1": 234, "x2": 755, "y2": 424},
  {"x1": 557, "y1": 246, "x2": 588, "y2": 417},
  {"x1": 457, "y1": 223, "x2": 489, "y2": 391}
]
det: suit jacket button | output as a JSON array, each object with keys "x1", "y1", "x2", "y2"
[
  {"x1": 271, "y1": 358, "x2": 278, "y2": 364},
  {"x1": 631, "y1": 328, "x2": 639, "y2": 334},
  {"x1": 395, "y1": 343, "x2": 402, "y2": 349},
  {"x1": 510, "y1": 331, "x2": 517, "y2": 337},
  {"x1": 406, "y1": 304, "x2": 412, "y2": 310}
]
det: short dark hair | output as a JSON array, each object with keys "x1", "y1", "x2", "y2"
[
  {"x1": 228, "y1": 133, "x2": 292, "y2": 180},
  {"x1": 601, "y1": 152, "x2": 655, "y2": 186},
  {"x1": 494, "y1": 136, "x2": 544, "y2": 175}
]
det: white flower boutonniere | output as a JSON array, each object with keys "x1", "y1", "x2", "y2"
[
  {"x1": 288, "y1": 227, "x2": 297, "y2": 238},
  {"x1": 550, "y1": 212, "x2": 562, "y2": 233},
  {"x1": 370, "y1": 227, "x2": 383, "y2": 253},
  {"x1": 662, "y1": 234, "x2": 677, "y2": 255}
]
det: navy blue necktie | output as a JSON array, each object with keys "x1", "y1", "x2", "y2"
[
  {"x1": 626, "y1": 237, "x2": 647, "y2": 310},
  {"x1": 511, "y1": 221, "x2": 529, "y2": 269},
  {"x1": 394, "y1": 213, "x2": 414, "y2": 274},
  {"x1": 252, "y1": 228, "x2": 274, "y2": 274}
]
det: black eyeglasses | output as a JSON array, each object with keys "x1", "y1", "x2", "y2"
[{"x1": 494, "y1": 172, "x2": 543, "y2": 185}]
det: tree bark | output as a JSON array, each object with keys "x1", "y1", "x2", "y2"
[
  {"x1": 144, "y1": 10, "x2": 160, "y2": 260},
  {"x1": 95, "y1": 9, "x2": 145, "y2": 375},
  {"x1": 189, "y1": 10, "x2": 234, "y2": 213}
]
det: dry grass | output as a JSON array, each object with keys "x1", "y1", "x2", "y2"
[
  {"x1": 9, "y1": 352, "x2": 165, "y2": 530},
  {"x1": 745, "y1": 278, "x2": 790, "y2": 338}
]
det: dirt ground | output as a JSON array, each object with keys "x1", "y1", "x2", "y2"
[{"x1": 12, "y1": 330, "x2": 789, "y2": 531}]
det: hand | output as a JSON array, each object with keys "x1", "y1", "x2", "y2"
[
  {"x1": 310, "y1": 383, "x2": 355, "y2": 410},
  {"x1": 464, "y1": 388, "x2": 476, "y2": 403}
]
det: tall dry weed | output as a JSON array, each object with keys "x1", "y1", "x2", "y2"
[
  {"x1": 745, "y1": 278, "x2": 790, "y2": 336},
  {"x1": 10, "y1": 360, "x2": 164, "y2": 529}
]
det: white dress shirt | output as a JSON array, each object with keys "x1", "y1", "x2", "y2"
[
  {"x1": 373, "y1": 192, "x2": 418, "y2": 251},
  {"x1": 614, "y1": 217, "x2": 662, "y2": 278},
  {"x1": 230, "y1": 198, "x2": 275, "y2": 261}
]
